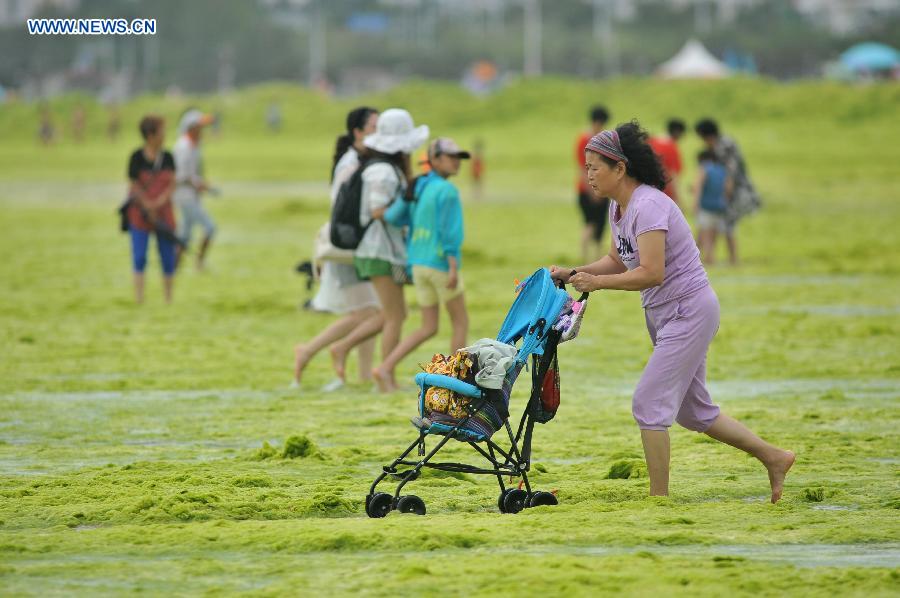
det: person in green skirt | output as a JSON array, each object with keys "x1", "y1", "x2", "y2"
[{"x1": 328, "y1": 109, "x2": 429, "y2": 386}]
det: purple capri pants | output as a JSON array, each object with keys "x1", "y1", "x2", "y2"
[{"x1": 633, "y1": 284, "x2": 721, "y2": 432}]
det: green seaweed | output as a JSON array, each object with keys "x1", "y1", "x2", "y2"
[
  {"x1": 803, "y1": 487, "x2": 826, "y2": 502},
  {"x1": 281, "y1": 435, "x2": 318, "y2": 459},
  {"x1": 1, "y1": 79, "x2": 899, "y2": 594}
]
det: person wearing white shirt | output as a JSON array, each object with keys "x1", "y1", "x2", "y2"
[
  {"x1": 173, "y1": 109, "x2": 216, "y2": 270},
  {"x1": 293, "y1": 107, "x2": 381, "y2": 391}
]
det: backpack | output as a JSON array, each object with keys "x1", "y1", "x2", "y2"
[{"x1": 330, "y1": 158, "x2": 390, "y2": 250}]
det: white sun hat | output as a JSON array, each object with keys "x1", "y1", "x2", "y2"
[
  {"x1": 363, "y1": 108, "x2": 429, "y2": 155},
  {"x1": 178, "y1": 109, "x2": 213, "y2": 133}
]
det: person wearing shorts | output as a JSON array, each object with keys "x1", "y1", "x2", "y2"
[
  {"x1": 373, "y1": 137, "x2": 471, "y2": 393},
  {"x1": 173, "y1": 109, "x2": 216, "y2": 270},
  {"x1": 126, "y1": 115, "x2": 177, "y2": 304},
  {"x1": 575, "y1": 106, "x2": 611, "y2": 263},
  {"x1": 695, "y1": 118, "x2": 760, "y2": 266},
  {"x1": 551, "y1": 122, "x2": 795, "y2": 504},
  {"x1": 693, "y1": 149, "x2": 734, "y2": 265}
]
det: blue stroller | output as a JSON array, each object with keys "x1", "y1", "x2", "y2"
[{"x1": 366, "y1": 268, "x2": 588, "y2": 517}]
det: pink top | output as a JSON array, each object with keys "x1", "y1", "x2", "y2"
[{"x1": 610, "y1": 184, "x2": 709, "y2": 308}]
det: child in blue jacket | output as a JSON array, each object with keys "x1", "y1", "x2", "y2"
[{"x1": 376, "y1": 138, "x2": 471, "y2": 392}]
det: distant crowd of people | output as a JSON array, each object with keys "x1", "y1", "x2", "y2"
[
  {"x1": 574, "y1": 106, "x2": 759, "y2": 266},
  {"x1": 38, "y1": 103, "x2": 121, "y2": 145}
]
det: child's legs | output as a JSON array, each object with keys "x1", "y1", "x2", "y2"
[
  {"x1": 444, "y1": 292, "x2": 468, "y2": 352},
  {"x1": 417, "y1": 266, "x2": 467, "y2": 353},
  {"x1": 725, "y1": 220, "x2": 738, "y2": 265},
  {"x1": 698, "y1": 227, "x2": 714, "y2": 263},
  {"x1": 697, "y1": 211, "x2": 719, "y2": 264},
  {"x1": 379, "y1": 304, "x2": 439, "y2": 374},
  {"x1": 708, "y1": 227, "x2": 720, "y2": 264}
]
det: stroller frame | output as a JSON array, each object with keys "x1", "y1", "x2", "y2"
[{"x1": 366, "y1": 270, "x2": 586, "y2": 517}]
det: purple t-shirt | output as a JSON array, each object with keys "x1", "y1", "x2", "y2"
[{"x1": 609, "y1": 184, "x2": 709, "y2": 308}]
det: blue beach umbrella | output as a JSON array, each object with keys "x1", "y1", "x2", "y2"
[{"x1": 840, "y1": 42, "x2": 900, "y2": 72}]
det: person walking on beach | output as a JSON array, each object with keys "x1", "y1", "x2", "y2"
[
  {"x1": 293, "y1": 107, "x2": 381, "y2": 391},
  {"x1": 372, "y1": 137, "x2": 470, "y2": 392},
  {"x1": 551, "y1": 121, "x2": 794, "y2": 503},
  {"x1": 173, "y1": 109, "x2": 217, "y2": 271},
  {"x1": 470, "y1": 138, "x2": 485, "y2": 200},
  {"x1": 693, "y1": 149, "x2": 732, "y2": 265},
  {"x1": 649, "y1": 118, "x2": 686, "y2": 205},
  {"x1": 575, "y1": 106, "x2": 611, "y2": 263},
  {"x1": 38, "y1": 104, "x2": 55, "y2": 145},
  {"x1": 125, "y1": 115, "x2": 177, "y2": 304},
  {"x1": 328, "y1": 109, "x2": 429, "y2": 386},
  {"x1": 694, "y1": 118, "x2": 761, "y2": 266}
]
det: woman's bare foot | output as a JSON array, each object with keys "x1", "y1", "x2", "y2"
[
  {"x1": 765, "y1": 450, "x2": 796, "y2": 504},
  {"x1": 293, "y1": 344, "x2": 312, "y2": 383},
  {"x1": 329, "y1": 345, "x2": 348, "y2": 383},
  {"x1": 371, "y1": 367, "x2": 397, "y2": 393}
]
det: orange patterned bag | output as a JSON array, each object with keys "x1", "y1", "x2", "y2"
[{"x1": 423, "y1": 351, "x2": 476, "y2": 418}]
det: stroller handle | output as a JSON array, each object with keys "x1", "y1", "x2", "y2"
[{"x1": 559, "y1": 269, "x2": 589, "y2": 303}]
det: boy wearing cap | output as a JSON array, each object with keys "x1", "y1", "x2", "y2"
[
  {"x1": 374, "y1": 138, "x2": 470, "y2": 392},
  {"x1": 173, "y1": 109, "x2": 216, "y2": 270}
]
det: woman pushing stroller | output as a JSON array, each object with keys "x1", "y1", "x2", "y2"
[{"x1": 551, "y1": 121, "x2": 795, "y2": 503}]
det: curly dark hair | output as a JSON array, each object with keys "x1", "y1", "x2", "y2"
[{"x1": 596, "y1": 120, "x2": 668, "y2": 190}]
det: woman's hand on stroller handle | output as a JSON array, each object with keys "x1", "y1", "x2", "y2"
[
  {"x1": 549, "y1": 265, "x2": 573, "y2": 283},
  {"x1": 549, "y1": 266, "x2": 591, "y2": 301},
  {"x1": 570, "y1": 272, "x2": 600, "y2": 294}
]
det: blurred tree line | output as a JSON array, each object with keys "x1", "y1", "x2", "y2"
[{"x1": 1, "y1": 0, "x2": 898, "y2": 94}]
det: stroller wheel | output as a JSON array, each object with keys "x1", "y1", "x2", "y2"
[
  {"x1": 528, "y1": 491, "x2": 558, "y2": 508},
  {"x1": 396, "y1": 495, "x2": 426, "y2": 515},
  {"x1": 497, "y1": 489, "x2": 512, "y2": 513},
  {"x1": 365, "y1": 492, "x2": 393, "y2": 518},
  {"x1": 502, "y1": 489, "x2": 528, "y2": 514}
]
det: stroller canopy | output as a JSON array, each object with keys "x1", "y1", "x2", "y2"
[{"x1": 496, "y1": 268, "x2": 570, "y2": 361}]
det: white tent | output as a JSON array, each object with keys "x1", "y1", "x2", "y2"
[{"x1": 657, "y1": 39, "x2": 731, "y2": 79}]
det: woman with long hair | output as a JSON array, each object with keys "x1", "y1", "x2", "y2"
[{"x1": 292, "y1": 107, "x2": 380, "y2": 390}]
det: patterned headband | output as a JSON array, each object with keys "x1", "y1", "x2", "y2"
[{"x1": 585, "y1": 129, "x2": 628, "y2": 164}]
